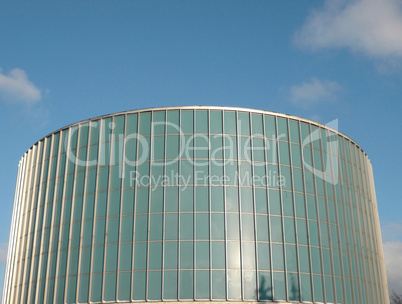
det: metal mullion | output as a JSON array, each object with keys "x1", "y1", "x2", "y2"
[
  {"x1": 235, "y1": 111, "x2": 244, "y2": 300},
  {"x1": 12, "y1": 150, "x2": 33, "y2": 304},
  {"x1": 221, "y1": 110, "x2": 228, "y2": 301},
  {"x1": 63, "y1": 126, "x2": 81, "y2": 304},
  {"x1": 350, "y1": 145, "x2": 370, "y2": 303},
  {"x1": 367, "y1": 159, "x2": 388, "y2": 303},
  {"x1": 8, "y1": 154, "x2": 28, "y2": 304},
  {"x1": 248, "y1": 113, "x2": 260, "y2": 301},
  {"x1": 145, "y1": 111, "x2": 154, "y2": 301},
  {"x1": 88, "y1": 120, "x2": 103, "y2": 303},
  {"x1": 101, "y1": 117, "x2": 116, "y2": 302},
  {"x1": 355, "y1": 150, "x2": 374, "y2": 303},
  {"x1": 318, "y1": 128, "x2": 338, "y2": 304},
  {"x1": 75, "y1": 123, "x2": 93, "y2": 303},
  {"x1": 177, "y1": 109, "x2": 182, "y2": 299},
  {"x1": 43, "y1": 133, "x2": 63, "y2": 303},
  {"x1": 193, "y1": 109, "x2": 197, "y2": 300},
  {"x1": 8, "y1": 156, "x2": 26, "y2": 303},
  {"x1": 116, "y1": 113, "x2": 128, "y2": 301},
  {"x1": 207, "y1": 109, "x2": 212, "y2": 301},
  {"x1": 275, "y1": 118, "x2": 288, "y2": 301},
  {"x1": 299, "y1": 123, "x2": 316, "y2": 302},
  {"x1": 338, "y1": 138, "x2": 356, "y2": 303},
  {"x1": 368, "y1": 160, "x2": 388, "y2": 303},
  {"x1": 354, "y1": 148, "x2": 371, "y2": 303},
  {"x1": 341, "y1": 140, "x2": 361, "y2": 303},
  {"x1": 262, "y1": 115, "x2": 274, "y2": 301},
  {"x1": 28, "y1": 139, "x2": 47, "y2": 303},
  {"x1": 26, "y1": 139, "x2": 46, "y2": 303},
  {"x1": 35, "y1": 136, "x2": 56, "y2": 303},
  {"x1": 289, "y1": 120, "x2": 303, "y2": 303},
  {"x1": 20, "y1": 145, "x2": 39, "y2": 303},
  {"x1": 161, "y1": 110, "x2": 168, "y2": 300},
  {"x1": 310, "y1": 127, "x2": 327, "y2": 302},
  {"x1": 51, "y1": 129, "x2": 71, "y2": 303},
  {"x1": 346, "y1": 144, "x2": 365, "y2": 303},
  {"x1": 131, "y1": 112, "x2": 140, "y2": 301},
  {"x1": 328, "y1": 133, "x2": 347, "y2": 303},
  {"x1": 362, "y1": 157, "x2": 382, "y2": 304},
  {"x1": 3, "y1": 154, "x2": 26, "y2": 303}
]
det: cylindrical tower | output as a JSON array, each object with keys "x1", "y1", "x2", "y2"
[{"x1": 2, "y1": 106, "x2": 389, "y2": 304}]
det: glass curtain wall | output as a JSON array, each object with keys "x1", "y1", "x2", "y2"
[{"x1": 2, "y1": 107, "x2": 389, "y2": 304}]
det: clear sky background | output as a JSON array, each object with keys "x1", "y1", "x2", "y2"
[{"x1": 0, "y1": 0, "x2": 401, "y2": 297}]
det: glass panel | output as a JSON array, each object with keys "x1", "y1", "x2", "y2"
[
  {"x1": 264, "y1": 115, "x2": 276, "y2": 139},
  {"x1": 165, "y1": 186, "x2": 179, "y2": 212},
  {"x1": 227, "y1": 241, "x2": 241, "y2": 269},
  {"x1": 257, "y1": 242, "x2": 270, "y2": 270},
  {"x1": 132, "y1": 271, "x2": 146, "y2": 300},
  {"x1": 212, "y1": 241, "x2": 225, "y2": 269},
  {"x1": 196, "y1": 213, "x2": 209, "y2": 240},
  {"x1": 273, "y1": 272, "x2": 286, "y2": 301},
  {"x1": 167, "y1": 111, "x2": 180, "y2": 134},
  {"x1": 224, "y1": 111, "x2": 236, "y2": 135},
  {"x1": 269, "y1": 189, "x2": 281, "y2": 215},
  {"x1": 211, "y1": 186, "x2": 224, "y2": 212},
  {"x1": 212, "y1": 270, "x2": 226, "y2": 299},
  {"x1": 165, "y1": 213, "x2": 178, "y2": 240},
  {"x1": 228, "y1": 269, "x2": 241, "y2": 299},
  {"x1": 78, "y1": 274, "x2": 89, "y2": 303},
  {"x1": 244, "y1": 271, "x2": 257, "y2": 299},
  {"x1": 301, "y1": 273, "x2": 312, "y2": 302},
  {"x1": 119, "y1": 243, "x2": 132, "y2": 271},
  {"x1": 134, "y1": 243, "x2": 147, "y2": 271},
  {"x1": 277, "y1": 118, "x2": 288, "y2": 141},
  {"x1": 163, "y1": 270, "x2": 178, "y2": 299},
  {"x1": 195, "y1": 186, "x2": 209, "y2": 211},
  {"x1": 180, "y1": 241, "x2": 193, "y2": 269},
  {"x1": 258, "y1": 271, "x2": 272, "y2": 300},
  {"x1": 270, "y1": 216, "x2": 283, "y2": 243},
  {"x1": 281, "y1": 191, "x2": 293, "y2": 217},
  {"x1": 272, "y1": 244, "x2": 284, "y2": 271},
  {"x1": 91, "y1": 273, "x2": 102, "y2": 302},
  {"x1": 180, "y1": 270, "x2": 194, "y2": 299},
  {"x1": 104, "y1": 272, "x2": 117, "y2": 301},
  {"x1": 238, "y1": 112, "x2": 250, "y2": 136},
  {"x1": 152, "y1": 111, "x2": 165, "y2": 136},
  {"x1": 196, "y1": 270, "x2": 210, "y2": 299},
  {"x1": 164, "y1": 241, "x2": 178, "y2": 269},
  {"x1": 149, "y1": 242, "x2": 162, "y2": 270},
  {"x1": 210, "y1": 110, "x2": 223, "y2": 134},
  {"x1": 181, "y1": 110, "x2": 194, "y2": 134},
  {"x1": 284, "y1": 217, "x2": 296, "y2": 244},
  {"x1": 313, "y1": 274, "x2": 324, "y2": 302},
  {"x1": 118, "y1": 272, "x2": 131, "y2": 301},
  {"x1": 298, "y1": 245, "x2": 310, "y2": 273},
  {"x1": 135, "y1": 214, "x2": 148, "y2": 242},
  {"x1": 150, "y1": 213, "x2": 163, "y2": 241},
  {"x1": 148, "y1": 271, "x2": 162, "y2": 300},
  {"x1": 180, "y1": 213, "x2": 194, "y2": 240},
  {"x1": 196, "y1": 110, "x2": 208, "y2": 133}
]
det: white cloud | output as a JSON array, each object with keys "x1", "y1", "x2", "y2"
[
  {"x1": 0, "y1": 243, "x2": 8, "y2": 264},
  {"x1": 383, "y1": 241, "x2": 402, "y2": 294},
  {"x1": 290, "y1": 77, "x2": 340, "y2": 107},
  {"x1": 295, "y1": 0, "x2": 402, "y2": 58},
  {"x1": 0, "y1": 68, "x2": 41, "y2": 104},
  {"x1": 382, "y1": 222, "x2": 402, "y2": 242}
]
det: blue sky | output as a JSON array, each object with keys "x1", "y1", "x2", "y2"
[{"x1": 0, "y1": 0, "x2": 401, "y2": 296}]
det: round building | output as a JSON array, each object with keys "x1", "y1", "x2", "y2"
[{"x1": 2, "y1": 106, "x2": 389, "y2": 304}]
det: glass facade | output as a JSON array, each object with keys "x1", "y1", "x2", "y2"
[{"x1": 2, "y1": 106, "x2": 389, "y2": 304}]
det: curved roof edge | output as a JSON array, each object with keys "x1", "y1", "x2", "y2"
[{"x1": 26, "y1": 105, "x2": 369, "y2": 159}]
